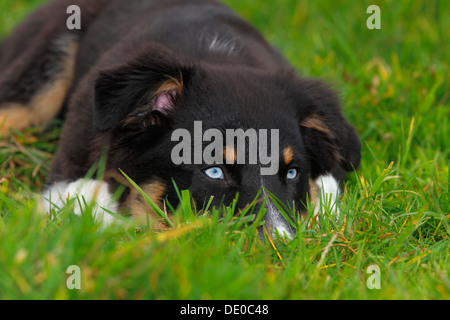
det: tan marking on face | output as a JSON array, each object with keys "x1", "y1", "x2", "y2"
[
  {"x1": 283, "y1": 146, "x2": 294, "y2": 165},
  {"x1": 223, "y1": 145, "x2": 237, "y2": 164},
  {"x1": 0, "y1": 39, "x2": 78, "y2": 134},
  {"x1": 106, "y1": 170, "x2": 168, "y2": 230},
  {"x1": 128, "y1": 180, "x2": 167, "y2": 228}
]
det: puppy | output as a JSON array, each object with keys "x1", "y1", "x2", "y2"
[{"x1": 0, "y1": 0, "x2": 361, "y2": 238}]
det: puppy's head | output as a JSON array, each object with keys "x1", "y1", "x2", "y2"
[{"x1": 94, "y1": 44, "x2": 360, "y2": 237}]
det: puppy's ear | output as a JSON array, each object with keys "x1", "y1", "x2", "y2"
[
  {"x1": 93, "y1": 49, "x2": 192, "y2": 132},
  {"x1": 295, "y1": 79, "x2": 361, "y2": 179}
]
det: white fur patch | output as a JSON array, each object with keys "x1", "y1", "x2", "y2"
[
  {"x1": 260, "y1": 178, "x2": 293, "y2": 240},
  {"x1": 41, "y1": 179, "x2": 119, "y2": 228},
  {"x1": 314, "y1": 174, "x2": 341, "y2": 216},
  {"x1": 208, "y1": 34, "x2": 239, "y2": 55},
  {"x1": 265, "y1": 194, "x2": 294, "y2": 240}
]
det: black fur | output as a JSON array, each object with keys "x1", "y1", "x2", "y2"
[{"x1": 0, "y1": 0, "x2": 361, "y2": 232}]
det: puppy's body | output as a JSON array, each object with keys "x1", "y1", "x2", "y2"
[{"x1": 0, "y1": 0, "x2": 361, "y2": 236}]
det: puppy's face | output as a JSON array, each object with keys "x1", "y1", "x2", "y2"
[
  {"x1": 94, "y1": 45, "x2": 361, "y2": 235},
  {"x1": 166, "y1": 111, "x2": 311, "y2": 230}
]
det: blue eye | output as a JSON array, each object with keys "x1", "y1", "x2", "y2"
[
  {"x1": 204, "y1": 167, "x2": 224, "y2": 180},
  {"x1": 286, "y1": 168, "x2": 298, "y2": 180}
]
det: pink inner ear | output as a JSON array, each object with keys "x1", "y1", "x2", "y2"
[{"x1": 153, "y1": 90, "x2": 175, "y2": 116}]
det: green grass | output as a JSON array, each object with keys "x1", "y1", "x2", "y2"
[{"x1": 0, "y1": 0, "x2": 449, "y2": 300}]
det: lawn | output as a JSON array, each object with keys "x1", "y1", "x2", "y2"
[{"x1": 0, "y1": 0, "x2": 448, "y2": 300}]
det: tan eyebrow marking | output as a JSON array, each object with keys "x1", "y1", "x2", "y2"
[
  {"x1": 283, "y1": 146, "x2": 294, "y2": 165},
  {"x1": 223, "y1": 145, "x2": 237, "y2": 164}
]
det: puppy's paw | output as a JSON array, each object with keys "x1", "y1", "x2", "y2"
[{"x1": 41, "y1": 179, "x2": 119, "y2": 228}]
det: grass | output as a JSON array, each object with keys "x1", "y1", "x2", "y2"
[{"x1": 0, "y1": 0, "x2": 449, "y2": 300}]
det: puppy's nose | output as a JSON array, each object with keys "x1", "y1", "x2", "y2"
[{"x1": 255, "y1": 195, "x2": 294, "y2": 240}]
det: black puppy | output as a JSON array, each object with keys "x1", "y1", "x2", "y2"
[{"x1": 0, "y1": 0, "x2": 361, "y2": 237}]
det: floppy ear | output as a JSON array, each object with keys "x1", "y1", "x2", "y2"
[
  {"x1": 295, "y1": 79, "x2": 361, "y2": 179},
  {"x1": 93, "y1": 48, "x2": 192, "y2": 132}
]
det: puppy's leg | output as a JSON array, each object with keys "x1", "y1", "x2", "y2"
[
  {"x1": 0, "y1": 34, "x2": 78, "y2": 133},
  {"x1": 41, "y1": 179, "x2": 119, "y2": 228},
  {"x1": 0, "y1": 0, "x2": 107, "y2": 133}
]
